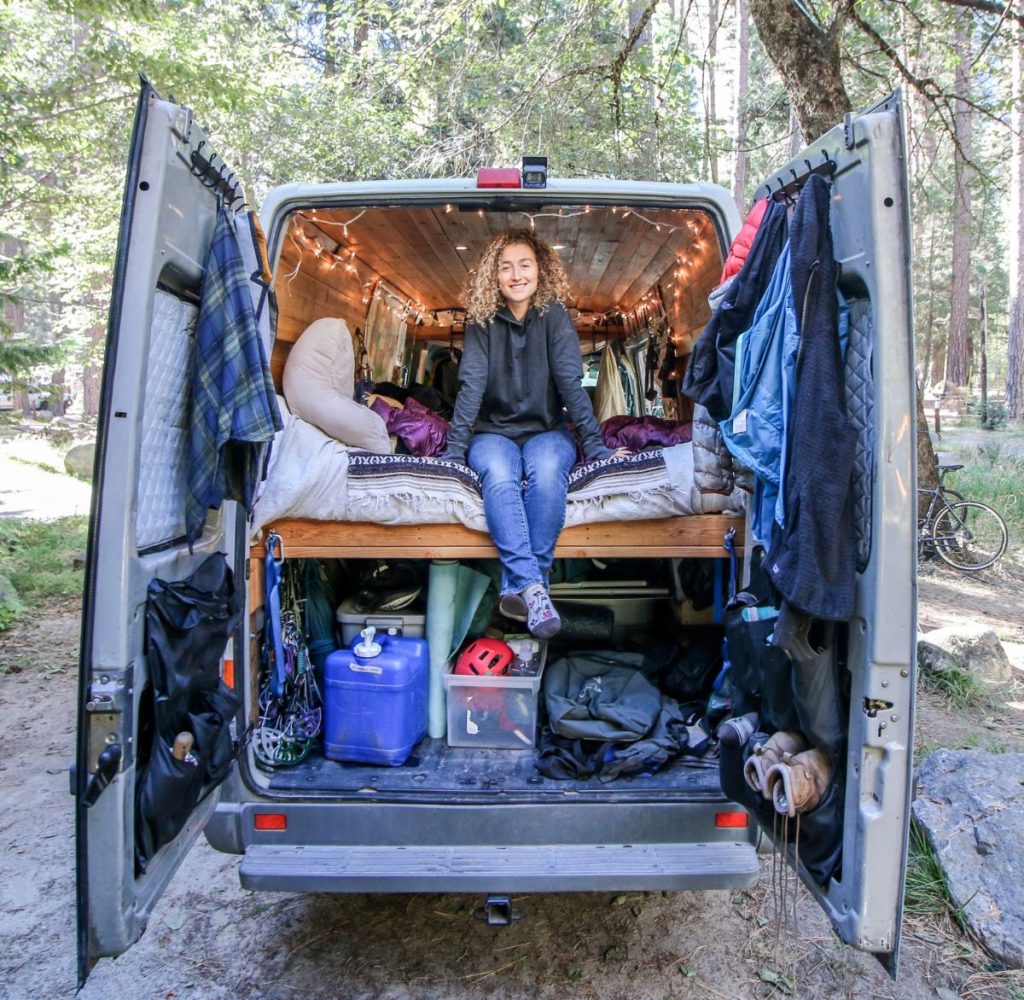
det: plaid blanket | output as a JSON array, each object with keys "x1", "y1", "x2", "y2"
[{"x1": 187, "y1": 206, "x2": 282, "y2": 546}]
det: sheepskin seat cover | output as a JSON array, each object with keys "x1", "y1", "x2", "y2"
[{"x1": 282, "y1": 317, "x2": 391, "y2": 452}]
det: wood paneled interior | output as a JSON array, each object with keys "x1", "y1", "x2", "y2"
[{"x1": 270, "y1": 204, "x2": 724, "y2": 391}]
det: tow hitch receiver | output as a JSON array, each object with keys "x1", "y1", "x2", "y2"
[{"x1": 474, "y1": 895, "x2": 524, "y2": 927}]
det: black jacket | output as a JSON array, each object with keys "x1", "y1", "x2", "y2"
[
  {"x1": 443, "y1": 301, "x2": 611, "y2": 463},
  {"x1": 766, "y1": 174, "x2": 857, "y2": 621}
]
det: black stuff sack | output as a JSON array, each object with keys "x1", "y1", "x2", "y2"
[{"x1": 544, "y1": 651, "x2": 661, "y2": 743}]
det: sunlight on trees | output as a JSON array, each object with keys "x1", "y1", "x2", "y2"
[{"x1": 0, "y1": 0, "x2": 1021, "y2": 422}]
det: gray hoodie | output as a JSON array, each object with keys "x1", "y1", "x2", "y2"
[{"x1": 443, "y1": 301, "x2": 611, "y2": 463}]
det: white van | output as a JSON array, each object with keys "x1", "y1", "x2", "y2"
[{"x1": 74, "y1": 83, "x2": 916, "y2": 985}]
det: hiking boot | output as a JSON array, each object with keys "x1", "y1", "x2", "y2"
[
  {"x1": 743, "y1": 730, "x2": 808, "y2": 799},
  {"x1": 522, "y1": 584, "x2": 561, "y2": 639},
  {"x1": 498, "y1": 592, "x2": 528, "y2": 621},
  {"x1": 716, "y1": 712, "x2": 759, "y2": 748},
  {"x1": 765, "y1": 747, "x2": 832, "y2": 817}
]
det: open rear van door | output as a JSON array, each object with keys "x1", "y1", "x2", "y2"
[
  {"x1": 742, "y1": 91, "x2": 916, "y2": 974},
  {"x1": 75, "y1": 81, "x2": 260, "y2": 985}
]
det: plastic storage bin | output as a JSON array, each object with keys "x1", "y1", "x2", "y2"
[
  {"x1": 336, "y1": 597, "x2": 426, "y2": 644},
  {"x1": 442, "y1": 636, "x2": 547, "y2": 749},
  {"x1": 323, "y1": 627, "x2": 429, "y2": 766}
]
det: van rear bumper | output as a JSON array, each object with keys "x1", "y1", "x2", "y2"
[{"x1": 238, "y1": 841, "x2": 760, "y2": 893}]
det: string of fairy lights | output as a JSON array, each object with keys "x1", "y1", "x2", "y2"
[{"x1": 285, "y1": 204, "x2": 712, "y2": 332}]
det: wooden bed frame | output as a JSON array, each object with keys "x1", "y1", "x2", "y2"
[{"x1": 248, "y1": 514, "x2": 744, "y2": 611}]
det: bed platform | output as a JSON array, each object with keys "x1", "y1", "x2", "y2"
[
  {"x1": 251, "y1": 514, "x2": 744, "y2": 561},
  {"x1": 247, "y1": 513, "x2": 745, "y2": 620}
]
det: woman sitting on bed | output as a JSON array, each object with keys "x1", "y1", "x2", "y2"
[{"x1": 441, "y1": 228, "x2": 624, "y2": 639}]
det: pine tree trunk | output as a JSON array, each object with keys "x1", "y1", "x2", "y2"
[
  {"x1": 1007, "y1": 1, "x2": 1024, "y2": 422},
  {"x1": 732, "y1": 0, "x2": 750, "y2": 211},
  {"x1": 706, "y1": 0, "x2": 720, "y2": 184},
  {"x1": 945, "y1": 11, "x2": 973, "y2": 389}
]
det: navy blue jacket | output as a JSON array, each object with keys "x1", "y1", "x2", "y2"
[{"x1": 766, "y1": 174, "x2": 857, "y2": 621}]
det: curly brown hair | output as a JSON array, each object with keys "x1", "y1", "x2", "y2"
[{"x1": 462, "y1": 227, "x2": 572, "y2": 324}]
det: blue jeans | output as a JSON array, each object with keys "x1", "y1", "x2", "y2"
[{"x1": 468, "y1": 430, "x2": 576, "y2": 595}]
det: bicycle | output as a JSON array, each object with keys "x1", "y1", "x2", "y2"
[{"x1": 917, "y1": 464, "x2": 1008, "y2": 571}]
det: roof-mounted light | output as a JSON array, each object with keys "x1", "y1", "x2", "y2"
[{"x1": 476, "y1": 168, "x2": 521, "y2": 189}]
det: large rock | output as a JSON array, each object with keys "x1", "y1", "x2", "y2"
[
  {"x1": 64, "y1": 441, "x2": 96, "y2": 481},
  {"x1": 913, "y1": 749, "x2": 1024, "y2": 968},
  {"x1": 917, "y1": 624, "x2": 1012, "y2": 685}
]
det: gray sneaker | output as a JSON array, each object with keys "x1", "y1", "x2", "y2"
[{"x1": 498, "y1": 593, "x2": 528, "y2": 621}]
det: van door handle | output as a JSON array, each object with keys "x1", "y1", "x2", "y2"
[{"x1": 81, "y1": 744, "x2": 123, "y2": 808}]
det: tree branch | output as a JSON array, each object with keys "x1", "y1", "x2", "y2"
[{"x1": 930, "y1": 0, "x2": 1023, "y2": 25}]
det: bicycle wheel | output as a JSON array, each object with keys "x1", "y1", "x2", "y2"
[{"x1": 930, "y1": 500, "x2": 1008, "y2": 571}]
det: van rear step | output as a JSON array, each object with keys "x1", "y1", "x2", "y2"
[{"x1": 239, "y1": 842, "x2": 759, "y2": 893}]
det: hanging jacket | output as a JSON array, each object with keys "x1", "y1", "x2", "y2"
[
  {"x1": 682, "y1": 198, "x2": 790, "y2": 422},
  {"x1": 766, "y1": 174, "x2": 857, "y2": 621},
  {"x1": 593, "y1": 340, "x2": 629, "y2": 424},
  {"x1": 719, "y1": 241, "x2": 799, "y2": 543},
  {"x1": 720, "y1": 198, "x2": 769, "y2": 284},
  {"x1": 187, "y1": 206, "x2": 282, "y2": 548}
]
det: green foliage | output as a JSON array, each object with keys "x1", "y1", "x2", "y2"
[
  {"x1": 0, "y1": 517, "x2": 88, "y2": 629},
  {"x1": 904, "y1": 821, "x2": 955, "y2": 923},
  {"x1": 921, "y1": 664, "x2": 990, "y2": 712},
  {"x1": 965, "y1": 397, "x2": 1007, "y2": 430},
  {"x1": 0, "y1": 0, "x2": 1020, "y2": 411},
  {"x1": 946, "y1": 446, "x2": 1024, "y2": 538}
]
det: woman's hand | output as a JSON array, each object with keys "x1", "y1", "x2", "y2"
[{"x1": 610, "y1": 447, "x2": 632, "y2": 460}]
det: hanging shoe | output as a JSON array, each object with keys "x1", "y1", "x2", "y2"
[
  {"x1": 522, "y1": 584, "x2": 561, "y2": 639},
  {"x1": 498, "y1": 593, "x2": 528, "y2": 621},
  {"x1": 743, "y1": 730, "x2": 808, "y2": 799},
  {"x1": 716, "y1": 711, "x2": 760, "y2": 748},
  {"x1": 765, "y1": 747, "x2": 833, "y2": 817}
]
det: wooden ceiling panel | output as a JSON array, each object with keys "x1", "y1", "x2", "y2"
[{"x1": 284, "y1": 205, "x2": 721, "y2": 316}]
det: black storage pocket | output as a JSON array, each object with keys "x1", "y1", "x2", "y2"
[
  {"x1": 187, "y1": 683, "x2": 241, "y2": 786},
  {"x1": 135, "y1": 738, "x2": 206, "y2": 870},
  {"x1": 135, "y1": 553, "x2": 242, "y2": 871}
]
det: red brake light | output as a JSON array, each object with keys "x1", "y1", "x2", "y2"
[
  {"x1": 715, "y1": 811, "x2": 749, "y2": 829},
  {"x1": 476, "y1": 168, "x2": 521, "y2": 189},
  {"x1": 254, "y1": 813, "x2": 287, "y2": 831}
]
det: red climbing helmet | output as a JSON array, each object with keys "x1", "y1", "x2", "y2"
[{"x1": 454, "y1": 637, "x2": 514, "y2": 677}]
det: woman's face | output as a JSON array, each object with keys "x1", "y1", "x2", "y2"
[{"x1": 497, "y1": 242, "x2": 539, "y2": 311}]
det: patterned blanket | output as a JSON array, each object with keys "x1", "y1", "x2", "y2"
[{"x1": 252, "y1": 412, "x2": 741, "y2": 534}]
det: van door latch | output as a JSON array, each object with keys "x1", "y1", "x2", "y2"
[
  {"x1": 863, "y1": 697, "x2": 894, "y2": 718},
  {"x1": 85, "y1": 670, "x2": 132, "y2": 713},
  {"x1": 474, "y1": 895, "x2": 524, "y2": 927}
]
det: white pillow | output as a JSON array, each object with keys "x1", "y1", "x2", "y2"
[{"x1": 282, "y1": 318, "x2": 391, "y2": 452}]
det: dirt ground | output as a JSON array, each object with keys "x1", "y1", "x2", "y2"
[{"x1": 0, "y1": 567, "x2": 1021, "y2": 1000}]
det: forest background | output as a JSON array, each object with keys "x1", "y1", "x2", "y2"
[{"x1": 1, "y1": 0, "x2": 1022, "y2": 426}]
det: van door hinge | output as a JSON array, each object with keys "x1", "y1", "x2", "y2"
[
  {"x1": 172, "y1": 107, "x2": 194, "y2": 143},
  {"x1": 843, "y1": 111, "x2": 857, "y2": 149}
]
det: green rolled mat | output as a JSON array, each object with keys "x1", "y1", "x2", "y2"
[
  {"x1": 553, "y1": 601, "x2": 615, "y2": 644},
  {"x1": 426, "y1": 560, "x2": 490, "y2": 738}
]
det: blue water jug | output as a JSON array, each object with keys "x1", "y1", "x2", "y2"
[{"x1": 323, "y1": 626, "x2": 429, "y2": 766}]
